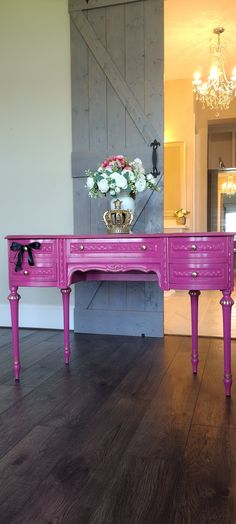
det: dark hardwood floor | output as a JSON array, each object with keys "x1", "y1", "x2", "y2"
[{"x1": 0, "y1": 327, "x2": 236, "y2": 523}]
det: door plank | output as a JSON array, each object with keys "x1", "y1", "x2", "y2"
[
  {"x1": 125, "y1": 1, "x2": 145, "y2": 151},
  {"x1": 70, "y1": 21, "x2": 89, "y2": 152},
  {"x1": 106, "y1": 4, "x2": 126, "y2": 152}
]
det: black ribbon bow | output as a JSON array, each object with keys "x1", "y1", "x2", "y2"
[{"x1": 10, "y1": 242, "x2": 41, "y2": 272}]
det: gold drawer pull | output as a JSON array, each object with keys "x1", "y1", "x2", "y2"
[
  {"x1": 79, "y1": 245, "x2": 84, "y2": 251},
  {"x1": 191, "y1": 244, "x2": 197, "y2": 251},
  {"x1": 140, "y1": 245, "x2": 147, "y2": 251},
  {"x1": 23, "y1": 270, "x2": 29, "y2": 276},
  {"x1": 191, "y1": 271, "x2": 198, "y2": 278}
]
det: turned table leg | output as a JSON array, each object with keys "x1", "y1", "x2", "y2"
[
  {"x1": 61, "y1": 287, "x2": 72, "y2": 365},
  {"x1": 189, "y1": 290, "x2": 201, "y2": 374},
  {"x1": 8, "y1": 286, "x2": 21, "y2": 381},
  {"x1": 220, "y1": 291, "x2": 234, "y2": 397}
]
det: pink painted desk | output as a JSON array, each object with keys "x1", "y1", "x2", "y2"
[{"x1": 6, "y1": 233, "x2": 235, "y2": 396}]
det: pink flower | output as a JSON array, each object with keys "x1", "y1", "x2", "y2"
[{"x1": 101, "y1": 155, "x2": 128, "y2": 169}]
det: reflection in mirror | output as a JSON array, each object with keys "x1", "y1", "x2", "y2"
[{"x1": 208, "y1": 169, "x2": 236, "y2": 232}]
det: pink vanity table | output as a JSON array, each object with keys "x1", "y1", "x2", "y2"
[{"x1": 6, "y1": 233, "x2": 235, "y2": 396}]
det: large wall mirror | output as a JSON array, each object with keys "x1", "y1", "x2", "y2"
[
  {"x1": 208, "y1": 169, "x2": 236, "y2": 231},
  {"x1": 164, "y1": 141, "x2": 186, "y2": 226},
  {"x1": 208, "y1": 121, "x2": 236, "y2": 233}
]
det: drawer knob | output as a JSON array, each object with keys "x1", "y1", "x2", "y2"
[
  {"x1": 141, "y1": 245, "x2": 147, "y2": 251},
  {"x1": 23, "y1": 270, "x2": 29, "y2": 276},
  {"x1": 79, "y1": 245, "x2": 84, "y2": 251},
  {"x1": 191, "y1": 271, "x2": 198, "y2": 278},
  {"x1": 191, "y1": 244, "x2": 197, "y2": 251}
]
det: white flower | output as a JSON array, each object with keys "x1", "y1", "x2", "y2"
[
  {"x1": 132, "y1": 164, "x2": 145, "y2": 178},
  {"x1": 113, "y1": 173, "x2": 128, "y2": 189},
  {"x1": 133, "y1": 158, "x2": 143, "y2": 166},
  {"x1": 128, "y1": 172, "x2": 135, "y2": 181},
  {"x1": 135, "y1": 176, "x2": 146, "y2": 192},
  {"x1": 86, "y1": 176, "x2": 94, "y2": 189},
  {"x1": 115, "y1": 187, "x2": 121, "y2": 193},
  {"x1": 98, "y1": 178, "x2": 109, "y2": 193},
  {"x1": 147, "y1": 173, "x2": 154, "y2": 181}
]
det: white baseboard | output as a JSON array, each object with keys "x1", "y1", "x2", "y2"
[{"x1": 0, "y1": 304, "x2": 74, "y2": 330}]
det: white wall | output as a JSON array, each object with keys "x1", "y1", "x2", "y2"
[{"x1": 0, "y1": 0, "x2": 73, "y2": 328}]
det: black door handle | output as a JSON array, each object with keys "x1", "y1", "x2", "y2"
[{"x1": 150, "y1": 139, "x2": 160, "y2": 177}]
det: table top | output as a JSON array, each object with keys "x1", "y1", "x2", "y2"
[{"x1": 6, "y1": 232, "x2": 236, "y2": 239}]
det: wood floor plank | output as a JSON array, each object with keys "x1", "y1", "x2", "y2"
[
  {"x1": 0, "y1": 384, "x2": 33, "y2": 415},
  {"x1": 192, "y1": 338, "x2": 236, "y2": 428},
  {"x1": 166, "y1": 423, "x2": 235, "y2": 523},
  {"x1": 0, "y1": 328, "x2": 63, "y2": 373},
  {"x1": 122, "y1": 336, "x2": 210, "y2": 461}
]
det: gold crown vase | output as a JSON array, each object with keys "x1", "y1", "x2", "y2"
[{"x1": 103, "y1": 198, "x2": 134, "y2": 234}]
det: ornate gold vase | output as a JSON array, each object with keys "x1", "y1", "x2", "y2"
[{"x1": 103, "y1": 198, "x2": 134, "y2": 234}]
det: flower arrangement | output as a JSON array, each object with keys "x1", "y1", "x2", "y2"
[
  {"x1": 85, "y1": 155, "x2": 159, "y2": 199},
  {"x1": 174, "y1": 208, "x2": 190, "y2": 219}
]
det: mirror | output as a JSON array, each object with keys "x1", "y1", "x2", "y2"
[
  {"x1": 164, "y1": 141, "x2": 186, "y2": 225},
  {"x1": 208, "y1": 169, "x2": 236, "y2": 231}
]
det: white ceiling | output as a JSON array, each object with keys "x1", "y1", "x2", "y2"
[{"x1": 165, "y1": 0, "x2": 236, "y2": 81}]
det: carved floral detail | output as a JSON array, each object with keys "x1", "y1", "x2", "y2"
[
  {"x1": 38, "y1": 244, "x2": 54, "y2": 254},
  {"x1": 70, "y1": 264, "x2": 154, "y2": 273},
  {"x1": 11, "y1": 265, "x2": 57, "y2": 280},
  {"x1": 173, "y1": 269, "x2": 224, "y2": 278},
  {"x1": 69, "y1": 242, "x2": 160, "y2": 254},
  {"x1": 171, "y1": 241, "x2": 226, "y2": 253}
]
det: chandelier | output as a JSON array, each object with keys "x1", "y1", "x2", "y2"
[
  {"x1": 192, "y1": 27, "x2": 236, "y2": 114},
  {"x1": 222, "y1": 175, "x2": 236, "y2": 196}
]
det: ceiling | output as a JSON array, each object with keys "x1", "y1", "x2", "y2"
[{"x1": 164, "y1": 0, "x2": 236, "y2": 81}]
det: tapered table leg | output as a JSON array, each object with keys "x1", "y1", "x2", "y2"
[
  {"x1": 8, "y1": 286, "x2": 21, "y2": 381},
  {"x1": 189, "y1": 290, "x2": 201, "y2": 374},
  {"x1": 61, "y1": 287, "x2": 72, "y2": 365},
  {"x1": 220, "y1": 291, "x2": 234, "y2": 397}
]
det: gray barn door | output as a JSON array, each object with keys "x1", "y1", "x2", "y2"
[{"x1": 69, "y1": 0, "x2": 164, "y2": 336}]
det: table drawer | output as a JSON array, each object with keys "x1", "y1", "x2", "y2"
[
  {"x1": 67, "y1": 239, "x2": 161, "y2": 260},
  {"x1": 169, "y1": 263, "x2": 228, "y2": 289},
  {"x1": 9, "y1": 238, "x2": 57, "y2": 263},
  {"x1": 169, "y1": 237, "x2": 228, "y2": 260},
  {"x1": 9, "y1": 262, "x2": 57, "y2": 283}
]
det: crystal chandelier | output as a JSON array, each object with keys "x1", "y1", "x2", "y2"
[
  {"x1": 192, "y1": 27, "x2": 236, "y2": 114},
  {"x1": 222, "y1": 175, "x2": 236, "y2": 196}
]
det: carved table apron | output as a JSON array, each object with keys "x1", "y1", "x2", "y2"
[{"x1": 6, "y1": 233, "x2": 235, "y2": 396}]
